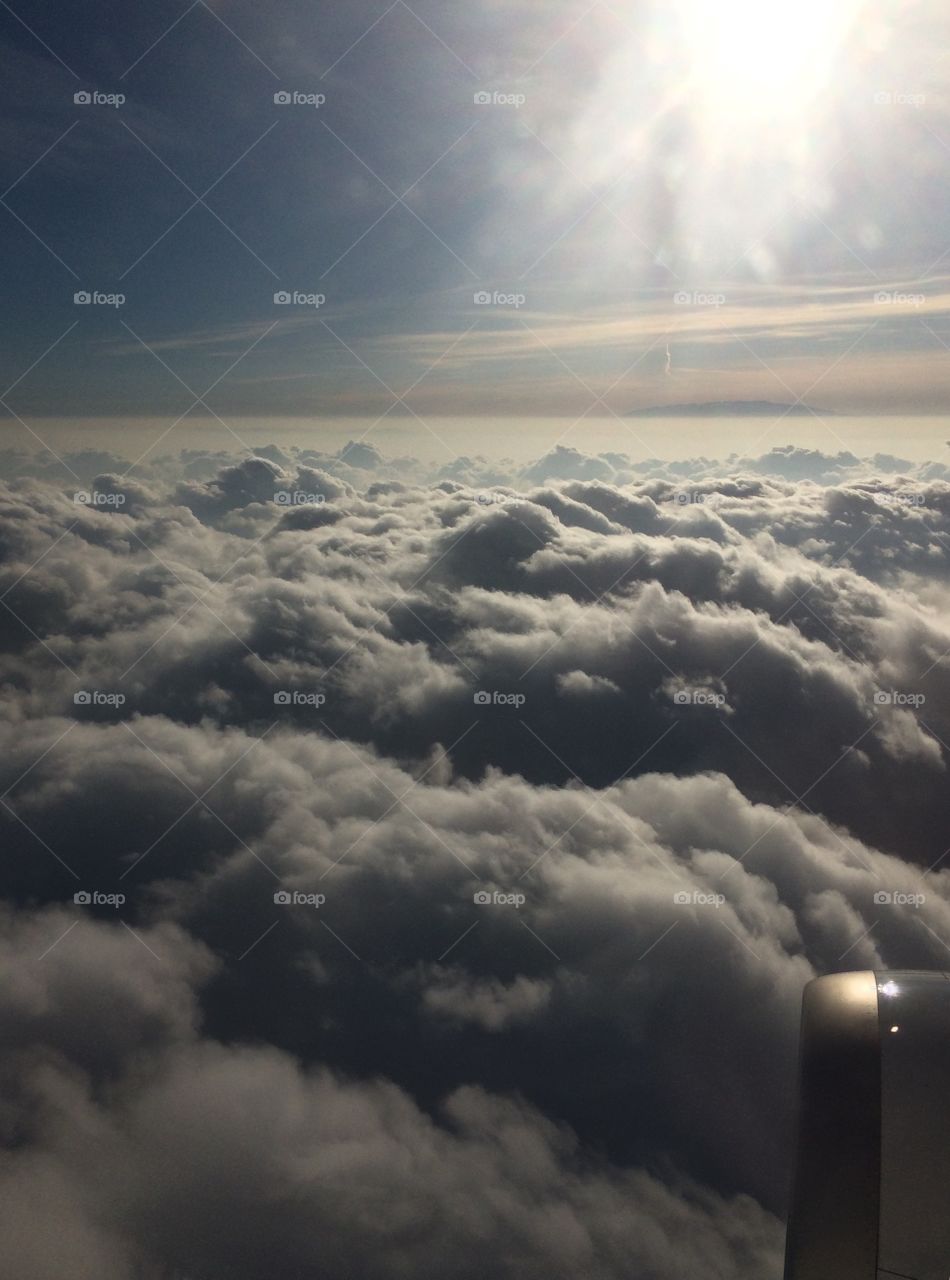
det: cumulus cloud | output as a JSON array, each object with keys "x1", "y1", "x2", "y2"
[
  {"x1": 0, "y1": 908, "x2": 784, "y2": 1280},
  {"x1": 1, "y1": 441, "x2": 949, "y2": 1278}
]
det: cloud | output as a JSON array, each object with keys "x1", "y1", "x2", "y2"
[
  {"x1": 1, "y1": 442, "x2": 950, "y2": 1277},
  {"x1": 0, "y1": 906, "x2": 785, "y2": 1279}
]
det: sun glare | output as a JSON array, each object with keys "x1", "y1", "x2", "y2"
[{"x1": 678, "y1": 0, "x2": 865, "y2": 121}]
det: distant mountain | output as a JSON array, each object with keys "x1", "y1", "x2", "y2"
[{"x1": 626, "y1": 400, "x2": 837, "y2": 417}]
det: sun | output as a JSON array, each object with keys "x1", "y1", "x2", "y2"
[{"x1": 677, "y1": 0, "x2": 865, "y2": 123}]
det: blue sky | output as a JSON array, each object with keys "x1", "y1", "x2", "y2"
[{"x1": 1, "y1": 0, "x2": 949, "y2": 419}]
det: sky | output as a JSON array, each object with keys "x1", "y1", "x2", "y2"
[
  {"x1": 3, "y1": 5, "x2": 950, "y2": 1280},
  {"x1": 0, "y1": 0, "x2": 949, "y2": 432}
]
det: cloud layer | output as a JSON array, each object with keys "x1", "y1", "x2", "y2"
[{"x1": 2, "y1": 441, "x2": 949, "y2": 1278}]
